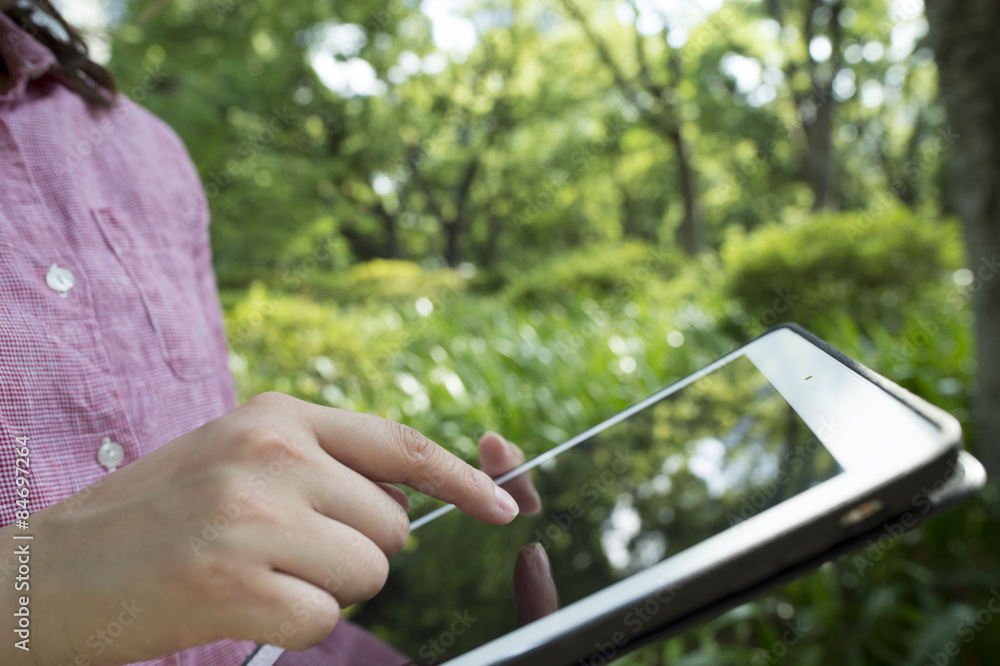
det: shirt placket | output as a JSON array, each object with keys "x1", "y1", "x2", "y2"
[{"x1": 0, "y1": 114, "x2": 134, "y2": 478}]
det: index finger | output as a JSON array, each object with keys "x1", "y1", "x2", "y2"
[{"x1": 297, "y1": 401, "x2": 519, "y2": 525}]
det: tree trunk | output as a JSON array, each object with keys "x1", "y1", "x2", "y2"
[
  {"x1": 802, "y1": 88, "x2": 838, "y2": 210},
  {"x1": 559, "y1": 0, "x2": 704, "y2": 254},
  {"x1": 375, "y1": 202, "x2": 401, "y2": 259},
  {"x1": 926, "y1": 0, "x2": 1000, "y2": 476},
  {"x1": 667, "y1": 125, "x2": 703, "y2": 254},
  {"x1": 338, "y1": 220, "x2": 385, "y2": 261},
  {"x1": 483, "y1": 211, "x2": 501, "y2": 267},
  {"x1": 802, "y1": 0, "x2": 841, "y2": 211},
  {"x1": 444, "y1": 218, "x2": 464, "y2": 267}
]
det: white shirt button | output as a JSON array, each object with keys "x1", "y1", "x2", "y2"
[
  {"x1": 46, "y1": 264, "x2": 75, "y2": 297},
  {"x1": 98, "y1": 437, "x2": 125, "y2": 473}
]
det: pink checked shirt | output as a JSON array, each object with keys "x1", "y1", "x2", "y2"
[{"x1": 0, "y1": 12, "x2": 403, "y2": 666}]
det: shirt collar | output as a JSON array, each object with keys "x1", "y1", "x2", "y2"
[{"x1": 0, "y1": 10, "x2": 59, "y2": 100}]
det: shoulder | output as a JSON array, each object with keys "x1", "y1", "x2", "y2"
[
  {"x1": 104, "y1": 95, "x2": 200, "y2": 180},
  {"x1": 91, "y1": 94, "x2": 211, "y2": 233}
]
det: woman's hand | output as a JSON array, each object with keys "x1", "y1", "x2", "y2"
[{"x1": 2, "y1": 392, "x2": 521, "y2": 666}]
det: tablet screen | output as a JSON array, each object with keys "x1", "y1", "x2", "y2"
[{"x1": 350, "y1": 352, "x2": 842, "y2": 662}]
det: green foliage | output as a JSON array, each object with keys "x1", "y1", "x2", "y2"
[
  {"x1": 330, "y1": 259, "x2": 466, "y2": 305},
  {"x1": 722, "y1": 208, "x2": 965, "y2": 337},
  {"x1": 228, "y1": 265, "x2": 731, "y2": 463},
  {"x1": 503, "y1": 241, "x2": 684, "y2": 305},
  {"x1": 109, "y1": 0, "x2": 950, "y2": 287}
]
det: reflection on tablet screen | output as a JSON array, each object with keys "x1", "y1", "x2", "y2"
[{"x1": 350, "y1": 353, "x2": 842, "y2": 662}]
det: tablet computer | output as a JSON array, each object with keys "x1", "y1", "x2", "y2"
[{"x1": 249, "y1": 323, "x2": 985, "y2": 665}]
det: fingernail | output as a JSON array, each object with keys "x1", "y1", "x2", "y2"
[
  {"x1": 532, "y1": 543, "x2": 551, "y2": 577},
  {"x1": 495, "y1": 485, "x2": 519, "y2": 518}
]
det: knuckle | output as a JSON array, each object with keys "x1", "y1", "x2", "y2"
[
  {"x1": 391, "y1": 422, "x2": 436, "y2": 468},
  {"x1": 266, "y1": 435, "x2": 308, "y2": 465},
  {"x1": 460, "y1": 461, "x2": 484, "y2": 497},
  {"x1": 185, "y1": 468, "x2": 276, "y2": 528},
  {"x1": 236, "y1": 494, "x2": 279, "y2": 526},
  {"x1": 228, "y1": 424, "x2": 279, "y2": 452},
  {"x1": 230, "y1": 426, "x2": 305, "y2": 464},
  {"x1": 247, "y1": 391, "x2": 297, "y2": 411}
]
